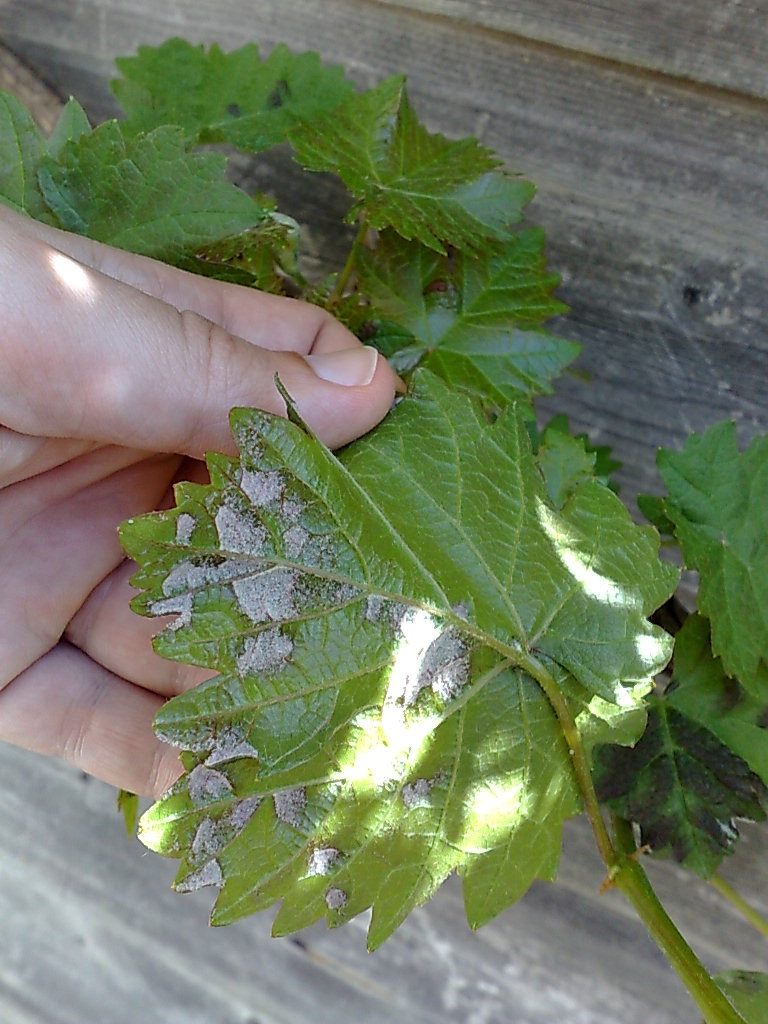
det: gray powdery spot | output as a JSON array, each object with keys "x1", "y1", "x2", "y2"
[
  {"x1": 423, "y1": 627, "x2": 470, "y2": 703},
  {"x1": 237, "y1": 626, "x2": 293, "y2": 676},
  {"x1": 273, "y1": 786, "x2": 307, "y2": 828},
  {"x1": 307, "y1": 846, "x2": 341, "y2": 877},
  {"x1": 283, "y1": 523, "x2": 309, "y2": 559},
  {"x1": 215, "y1": 503, "x2": 268, "y2": 555},
  {"x1": 232, "y1": 566, "x2": 298, "y2": 623},
  {"x1": 240, "y1": 467, "x2": 285, "y2": 507},
  {"x1": 191, "y1": 817, "x2": 227, "y2": 862},
  {"x1": 175, "y1": 858, "x2": 223, "y2": 892},
  {"x1": 149, "y1": 592, "x2": 193, "y2": 631},
  {"x1": 324, "y1": 887, "x2": 347, "y2": 910},
  {"x1": 175, "y1": 512, "x2": 196, "y2": 544},
  {"x1": 188, "y1": 765, "x2": 234, "y2": 805},
  {"x1": 402, "y1": 777, "x2": 433, "y2": 808},
  {"x1": 365, "y1": 594, "x2": 386, "y2": 622},
  {"x1": 205, "y1": 727, "x2": 260, "y2": 767},
  {"x1": 227, "y1": 795, "x2": 262, "y2": 832}
]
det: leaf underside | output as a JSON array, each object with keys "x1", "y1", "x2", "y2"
[
  {"x1": 594, "y1": 693, "x2": 767, "y2": 878},
  {"x1": 122, "y1": 370, "x2": 675, "y2": 946}
]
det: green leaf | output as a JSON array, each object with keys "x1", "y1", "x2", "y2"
[
  {"x1": 0, "y1": 90, "x2": 52, "y2": 220},
  {"x1": 658, "y1": 422, "x2": 768, "y2": 697},
  {"x1": 537, "y1": 414, "x2": 621, "y2": 493},
  {"x1": 112, "y1": 38, "x2": 354, "y2": 152},
  {"x1": 122, "y1": 371, "x2": 674, "y2": 945},
  {"x1": 117, "y1": 789, "x2": 140, "y2": 836},
  {"x1": 289, "y1": 77, "x2": 535, "y2": 252},
  {"x1": 666, "y1": 613, "x2": 768, "y2": 788},
  {"x1": 46, "y1": 97, "x2": 92, "y2": 159},
  {"x1": 711, "y1": 971, "x2": 768, "y2": 1023},
  {"x1": 594, "y1": 696, "x2": 768, "y2": 878},
  {"x1": 356, "y1": 229, "x2": 577, "y2": 406},
  {"x1": 180, "y1": 212, "x2": 305, "y2": 294},
  {"x1": 637, "y1": 493, "x2": 676, "y2": 536},
  {"x1": 38, "y1": 121, "x2": 266, "y2": 261},
  {"x1": 536, "y1": 428, "x2": 598, "y2": 509}
]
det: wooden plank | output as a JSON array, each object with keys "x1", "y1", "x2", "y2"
[
  {"x1": 0, "y1": 42, "x2": 63, "y2": 131},
  {"x1": 370, "y1": 0, "x2": 768, "y2": 100},
  {"x1": 2, "y1": 743, "x2": 767, "y2": 1024}
]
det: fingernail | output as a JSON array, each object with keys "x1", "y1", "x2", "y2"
[{"x1": 304, "y1": 346, "x2": 379, "y2": 387}]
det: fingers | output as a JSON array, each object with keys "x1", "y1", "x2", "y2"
[
  {"x1": 0, "y1": 208, "x2": 398, "y2": 454},
  {"x1": 0, "y1": 641, "x2": 183, "y2": 797},
  {"x1": 0, "y1": 448, "x2": 180, "y2": 690}
]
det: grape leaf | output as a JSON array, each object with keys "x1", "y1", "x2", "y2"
[
  {"x1": 594, "y1": 696, "x2": 768, "y2": 878},
  {"x1": 657, "y1": 422, "x2": 768, "y2": 697},
  {"x1": 112, "y1": 38, "x2": 354, "y2": 152},
  {"x1": 354, "y1": 229, "x2": 576, "y2": 406},
  {"x1": 46, "y1": 97, "x2": 92, "y2": 159},
  {"x1": 38, "y1": 121, "x2": 265, "y2": 261},
  {"x1": 121, "y1": 370, "x2": 674, "y2": 945},
  {"x1": 536, "y1": 414, "x2": 621, "y2": 494},
  {"x1": 712, "y1": 971, "x2": 768, "y2": 1023},
  {"x1": 180, "y1": 212, "x2": 305, "y2": 295},
  {"x1": 289, "y1": 76, "x2": 535, "y2": 252},
  {"x1": 666, "y1": 613, "x2": 768, "y2": 788},
  {"x1": 0, "y1": 90, "x2": 53, "y2": 221}
]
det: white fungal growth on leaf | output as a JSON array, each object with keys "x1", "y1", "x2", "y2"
[
  {"x1": 175, "y1": 512, "x2": 196, "y2": 544},
  {"x1": 402, "y1": 777, "x2": 434, "y2": 808},
  {"x1": 175, "y1": 858, "x2": 223, "y2": 892},
  {"x1": 307, "y1": 846, "x2": 341, "y2": 877},
  {"x1": 273, "y1": 786, "x2": 307, "y2": 828},
  {"x1": 227, "y1": 795, "x2": 262, "y2": 832},
  {"x1": 215, "y1": 503, "x2": 267, "y2": 555},
  {"x1": 324, "y1": 887, "x2": 348, "y2": 910},
  {"x1": 283, "y1": 523, "x2": 309, "y2": 559},
  {"x1": 191, "y1": 817, "x2": 227, "y2": 862},
  {"x1": 188, "y1": 765, "x2": 234, "y2": 805},
  {"x1": 365, "y1": 594, "x2": 386, "y2": 623},
  {"x1": 205, "y1": 727, "x2": 260, "y2": 767},
  {"x1": 384, "y1": 607, "x2": 471, "y2": 716},
  {"x1": 237, "y1": 626, "x2": 294, "y2": 676},
  {"x1": 240, "y1": 467, "x2": 285, "y2": 507},
  {"x1": 232, "y1": 566, "x2": 298, "y2": 623}
]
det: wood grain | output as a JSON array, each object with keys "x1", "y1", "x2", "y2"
[{"x1": 370, "y1": 0, "x2": 768, "y2": 100}]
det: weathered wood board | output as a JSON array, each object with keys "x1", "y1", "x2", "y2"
[{"x1": 1, "y1": 2, "x2": 767, "y2": 1022}]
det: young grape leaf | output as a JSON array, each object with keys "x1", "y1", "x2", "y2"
[
  {"x1": 712, "y1": 971, "x2": 768, "y2": 1023},
  {"x1": 666, "y1": 613, "x2": 768, "y2": 788},
  {"x1": 657, "y1": 422, "x2": 768, "y2": 698},
  {"x1": 535, "y1": 428, "x2": 599, "y2": 509},
  {"x1": 37, "y1": 120, "x2": 266, "y2": 261},
  {"x1": 594, "y1": 696, "x2": 768, "y2": 878},
  {"x1": 0, "y1": 90, "x2": 54, "y2": 221},
  {"x1": 46, "y1": 97, "x2": 92, "y2": 159},
  {"x1": 112, "y1": 38, "x2": 354, "y2": 152},
  {"x1": 536, "y1": 413, "x2": 621, "y2": 494},
  {"x1": 180, "y1": 212, "x2": 305, "y2": 295},
  {"x1": 121, "y1": 370, "x2": 675, "y2": 946},
  {"x1": 289, "y1": 77, "x2": 535, "y2": 253},
  {"x1": 354, "y1": 229, "x2": 577, "y2": 406}
]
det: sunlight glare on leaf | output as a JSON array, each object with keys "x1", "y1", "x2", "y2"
[{"x1": 535, "y1": 498, "x2": 639, "y2": 609}]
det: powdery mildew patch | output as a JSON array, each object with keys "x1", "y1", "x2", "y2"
[
  {"x1": 215, "y1": 503, "x2": 268, "y2": 555},
  {"x1": 324, "y1": 887, "x2": 348, "y2": 910},
  {"x1": 174, "y1": 858, "x2": 223, "y2": 892},
  {"x1": 237, "y1": 626, "x2": 294, "y2": 675},
  {"x1": 401, "y1": 777, "x2": 434, "y2": 808},
  {"x1": 307, "y1": 846, "x2": 341, "y2": 877},
  {"x1": 188, "y1": 765, "x2": 234, "y2": 806},
  {"x1": 240, "y1": 467, "x2": 285, "y2": 507},
  {"x1": 205, "y1": 726, "x2": 260, "y2": 767},
  {"x1": 232, "y1": 566, "x2": 298, "y2": 623},
  {"x1": 273, "y1": 786, "x2": 307, "y2": 828}
]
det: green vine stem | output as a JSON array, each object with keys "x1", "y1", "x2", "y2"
[
  {"x1": 710, "y1": 872, "x2": 768, "y2": 941},
  {"x1": 328, "y1": 216, "x2": 370, "y2": 306},
  {"x1": 517, "y1": 649, "x2": 747, "y2": 1024}
]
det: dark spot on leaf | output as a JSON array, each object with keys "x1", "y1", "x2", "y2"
[
  {"x1": 424, "y1": 278, "x2": 448, "y2": 294},
  {"x1": 682, "y1": 284, "x2": 702, "y2": 306},
  {"x1": 757, "y1": 705, "x2": 768, "y2": 729},
  {"x1": 718, "y1": 677, "x2": 743, "y2": 713},
  {"x1": 267, "y1": 80, "x2": 290, "y2": 109},
  {"x1": 226, "y1": 103, "x2": 242, "y2": 117}
]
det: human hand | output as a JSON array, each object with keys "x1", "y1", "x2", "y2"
[{"x1": 0, "y1": 205, "x2": 399, "y2": 797}]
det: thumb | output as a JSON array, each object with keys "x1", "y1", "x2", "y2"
[{"x1": 0, "y1": 222, "x2": 398, "y2": 454}]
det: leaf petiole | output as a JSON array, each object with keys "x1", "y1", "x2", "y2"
[{"x1": 710, "y1": 873, "x2": 768, "y2": 943}]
